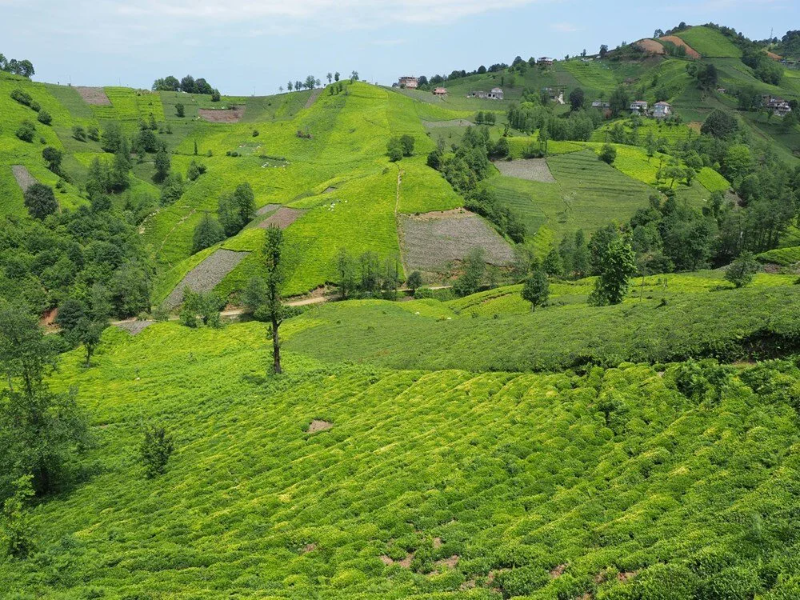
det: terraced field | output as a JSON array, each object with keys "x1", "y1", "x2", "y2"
[{"x1": 674, "y1": 26, "x2": 743, "y2": 58}]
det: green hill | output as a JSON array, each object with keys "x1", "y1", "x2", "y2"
[{"x1": 674, "y1": 26, "x2": 744, "y2": 58}]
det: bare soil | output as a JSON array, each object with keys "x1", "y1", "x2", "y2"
[
  {"x1": 550, "y1": 563, "x2": 567, "y2": 578},
  {"x1": 422, "y1": 119, "x2": 473, "y2": 128},
  {"x1": 115, "y1": 320, "x2": 155, "y2": 336},
  {"x1": 258, "y1": 207, "x2": 306, "y2": 229},
  {"x1": 400, "y1": 210, "x2": 515, "y2": 271},
  {"x1": 307, "y1": 420, "x2": 333, "y2": 434},
  {"x1": 11, "y1": 165, "x2": 37, "y2": 192},
  {"x1": 163, "y1": 249, "x2": 250, "y2": 310},
  {"x1": 436, "y1": 555, "x2": 459, "y2": 569},
  {"x1": 661, "y1": 36, "x2": 701, "y2": 59},
  {"x1": 255, "y1": 203, "x2": 281, "y2": 216},
  {"x1": 323, "y1": 186, "x2": 337, "y2": 194},
  {"x1": 198, "y1": 107, "x2": 244, "y2": 123},
  {"x1": 636, "y1": 39, "x2": 665, "y2": 55},
  {"x1": 617, "y1": 570, "x2": 638, "y2": 582},
  {"x1": 494, "y1": 158, "x2": 556, "y2": 183},
  {"x1": 75, "y1": 86, "x2": 111, "y2": 105},
  {"x1": 305, "y1": 88, "x2": 323, "y2": 109}
]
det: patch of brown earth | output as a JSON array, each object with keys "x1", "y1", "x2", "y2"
[
  {"x1": 460, "y1": 580, "x2": 476, "y2": 590},
  {"x1": 618, "y1": 570, "x2": 638, "y2": 582},
  {"x1": 661, "y1": 36, "x2": 701, "y2": 59},
  {"x1": 433, "y1": 537, "x2": 443, "y2": 549},
  {"x1": 258, "y1": 207, "x2": 306, "y2": 229},
  {"x1": 304, "y1": 87, "x2": 323, "y2": 109},
  {"x1": 198, "y1": 106, "x2": 244, "y2": 123},
  {"x1": 397, "y1": 552, "x2": 414, "y2": 568},
  {"x1": 550, "y1": 563, "x2": 567, "y2": 578},
  {"x1": 115, "y1": 320, "x2": 155, "y2": 335},
  {"x1": 75, "y1": 86, "x2": 111, "y2": 105},
  {"x1": 436, "y1": 555, "x2": 459, "y2": 569},
  {"x1": 494, "y1": 158, "x2": 556, "y2": 183},
  {"x1": 323, "y1": 186, "x2": 337, "y2": 194},
  {"x1": 302, "y1": 543, "x2": 317, "y2": 553},
  {"x1": 379, "y1": 555, "x2": 394, "y2": 566},
  {"x1": 256, "y1": 203, "x2": 281, "y2": 216},
  {"x1": 11, "y1": 165, "x2": 37, "y2": 192},
  {"x1": 766, "y1": 51, "x2": 782, "y2": 61},
  {"x1": 307, "y1": 420, "x2": 333, "y2": 434},
  {"x1": 636, "y1": 39, "x2": 665, "y2": 55}
]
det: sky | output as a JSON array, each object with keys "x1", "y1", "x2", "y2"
[{"x1": 1, "y1": 0, "x2": 798, "y2": 95}]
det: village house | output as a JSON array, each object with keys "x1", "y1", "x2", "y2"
[
  {"x1": 762, "y1": 94, "x2": 793, "y2": 117},
  {"x1": 433, "y1": 87, "x2": 447, "y2": 97},
  {"x1": 398, "y1": 76, "x2": 419, "y2": 89},
  {"x1": 538, "y1": 57, "x2": 554, "y2": 66},
  {"x1": 469, "y1": 90, "x2": 489, "y2": 99},
  {"x1": 468, "y1": 88, "x2": 504, "y2": 100},
  {"x1": 653, "y1": 101, "x2": 672, "y2": 119},
  {"x1": 543, "y1": 87, "x2": 565, "y2": 105},
  {"x1": 630, "y1": 100, "x2": 648, "y2": 114},
  {"x1": 488, "y1": 87, "x2": 504, "y2": 100},
  {"x1": 591, "y1": 100, "x2": 610, "y2": 109}
]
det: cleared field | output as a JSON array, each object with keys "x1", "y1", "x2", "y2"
[
  {"x1": 162, "y1": 249, "x2": 250, "y2": 309},
  {"x1": 74, "y1": 86, "x2": 111, "y2": 105},
  {"x1": 660, "y1": 35, "x2": 701, "y2": 59},
  {"x1": 399, "y1": 209, "x2": 515, "y2": 271},
  {"x1": 493, "y1": 158, "x2": 556, "y2": 182},
  {"x1": 257, "y1": 207, "x2": 306, "y2": 229},
  {"x1": 635, "y1": 39, "x2": 665, "y2": 55},
  {"x1": 198, "y1": 106, "x2": 245, "y2": 123},
  {"x1": 11, "y1": 164, "x2": 37, "y2": 191}
]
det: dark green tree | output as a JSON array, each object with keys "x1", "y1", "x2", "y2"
[
  {"x1": 453, "y1": 247, "x2": 485, "y2": 297},
  {"x1": 138, "y1": 424, "x2": 174, "y2": 478},
  {"x1": 569, "y1": 87, "x2": 585, "y2": 111},
  {"x1": 154, "y1": 147, "x2": 171, "y2": 182},
  {"x1": 175, "y1": 103, "x2": 185, "y2": 117},
  {"x1": 23, "y1": 184, "x2": 58, "y2": 220},
  {"x1": 399, "y1": 135, "x2": 415, "y2": 157},
  {"x1": 724, "y1": 251, "x2": 759, "y2": 288},
  {"x1": 41, "y1": 147, "x2": 62, "y2": 174},
  {"x1": 192, "y1": 214, "x2": 225, "y2": 253},
  {"x1": 590, "y1": 236, "x2": 637, "y2": 305},
  {"x1": 522, "y1": 268, "x2": 549, "y2": 310}
]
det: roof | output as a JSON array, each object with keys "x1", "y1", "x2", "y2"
[
  {"x1": 632, "y1": 100, "x2": 648, "y2": 105},
  {"x1": 491, "y1": 87, "x2": 503, "y2": 93},
  {"x1": 654, "y1": 101, "x2": 671, "y2": 106},
  {"x1": 433, "y1": 87, "x2": 447, "y2": 93}
]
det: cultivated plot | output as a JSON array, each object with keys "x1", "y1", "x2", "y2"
[
  {"x1": 493, "y1": 158, "x2": 556, "y2": 183},
  {"x1": 162, "y1": 249, "x2": 249, "y2": 309}
]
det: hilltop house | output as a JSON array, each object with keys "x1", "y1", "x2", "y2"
[
  {"x1": 433, "y1": 87, "x2": 447, "y2": 96},
  {"x1": 653, "y1": 101, "x2": 672, "y2": 119},
  {"x1": 398, "y1": 76, "x2": 419, "y2": 89},
  {"x1": 538, "y1": 57, "x2": 554, "y2": 66},
  {"x1": 630, "y1": 100, "x2": 648, "y2": 114}
]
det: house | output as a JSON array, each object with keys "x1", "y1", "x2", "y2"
[
  {"x1": 538, "y1": 57, "x2": 554, "y2": 66},
  {"x1": 762, "y1": 95, "x2": 792, "y2": 117},
  {"x1": 716, "y1": 87, "x2": 727, "y2": 94},
  {"x1": 398, "y1": 76, "x2": 419, "y2": 89},
  {"x1": 433, "y1": 87, "x2": 447, "y2": 96},
  {"x1": 543, "y1": 87, "x2": 565, "y2": 105},
  {"x1": 469, "y1": 89, "x2": 504, "y2": 100},
  {"x1": 630, "y1": 100, "x2": 648, "y2": 114},
  {"x1": 591, "y1": 100, "x2": 610, "y2": 109},
  {"x1": 488, "y1": 87, "x2": 504, "y2": 100},
  {"x1": 469, "y1": 90, "x2": 489, "y2": 99},
  {"x1": 653, "y1": 101, "x2": 672, "y2": 119}
]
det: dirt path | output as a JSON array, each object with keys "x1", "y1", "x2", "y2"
[{"x1": 304, "y1": 87, "x2": 324, "y2": 109}]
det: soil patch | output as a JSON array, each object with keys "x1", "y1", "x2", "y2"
[
  {"x1": 307, "y1": 420, "x2": 333, "y2": 434},
  {"x1": 304, "y1": 87, "x2": 323, "y2": 109},
  {"x1": 436, "y1": 555, "x2": 459, "y2": 569},
  {"x1": 494, "y1": 158, "x2": 556, "y2": 183},
  {"x1": 550, "y1": 563, "x2": 567, "y2": 578},
  {"x1": 433, "y1": 537, "x2": 443, "y2": 549},
  {"x1": 258, "y1": 207, "x2": 306, "y2": 229},
  {"x1": 400, "y1": 210, "x2": 515, "y2": 271},
  {"x1": 766, "y1": 51, "x2": 781, "y2": 61},
  {"x1": 256, "y1": 203, "x2": 282, "y2": 216},
  {"x1": 636, "y1": 39, "x2": 665, "y2": 55},
  {"x1": 302, "y1": 543, "x2": 317, "y2": 553},
  {"x1": 163, "y1": 249, "x2": 250, "y2": 310},
  {"x1": 198, "y1": 107, "x2": 244, "y2": 123},
  {"x1": 11, "y1": 165, "x2": 37, "y2": 192},
  {"x1": 617, "y1": 570, "x2": 638, "y2": 582},
  {"x1": 423, "y1": 119, "x2": 474, "y2": 128},
  {"x1": 75, "y1": 86, "x2": 111, "y2": 105},
  {"x1": 115, "y1": 320, "x2": 155, "y2": 335},
  {"x1": 661, "y1": 36, "x2": 701, "y2": 59}
]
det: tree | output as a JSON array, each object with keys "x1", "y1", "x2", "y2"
[
  {"x1": 724, "y1": 251, "x2": 759, "y2": 288},
  {"x1": 599, "y1": 44, "x2": 609, "y2": 58},
  {"x1": 522, "y1": 268, "x2": 549, "y2": 310},
  {"x1": 387, "y1": 137, "x2": 404, "y2": 162},
  {"x1": 192, "y1": 213, "x2": 225, "y2": 253},
  {"x1": 700, "y1": 109, "x2": 738, "y2": 139},
  {"x1": 100, "y1": 122, "x2": 124, "y2": 153},
  {"x1": 1, "y1": 475, "x2": 35, "y2": 558},
  {"x1": 287, "y1": 81, "x2": 293, "y2": 92},
  {"x1": 23, "y1": 184, "x2": 58, "y2": 220},
  {"x1": 304, "y1": 75, "x2": 316, "y2": 90},
  {"x1": 334, "y1": 72, "x2": 340, "y2": 82},
  {"x1": 569, "y1": 87, "x2": 585, "y2": 111},
  {"x1": 180, "y1": 289, "x2": 223, "y2": 328},
  {"x1": 542, "y1": 248, "x2": 563, "y2": 276},
  {"x1": 335, "y1": 248, "x2": 357, "y2": 299},
  {"x1": 217, "y1": 183, "x2": 255, "y2": 237},
  {"x1": 15, "y1": 120, "x2": 35, "y2": 142},
  {"x1": 608, "y1": 86, "x2": 629, "y2": 117},
  {"x1": 154, "y1": 147, "x2": 170, "y2": 182},
  {"x1": 175, "y1": 103, "x2": 185, "y2": 117},
  {"x1": 138, "y1": 424, "x2": 174, "y2": 478},
  {"x1": 211, "y1": 89, "x2": 221, "y2": 102},
  {"x1": 72, "y1": 125, "x2": 86, "y2": 141},
  {"x1": 70, "y1": 317, "x2": 106, "y2": 366},
  {"x1": 36, "y1": 110, "x2": 52, "y2": 125},
  {"x1": 453, "y1": 248, "x2": 485, "y2": 296},
  {"x1": 573, "y1": 230, "x2": 590, "y2": 278},
  {"x1": 589, "y1": 236, "x2": 637, "y2": 305},
  {"x1": 407, "y1": 271, "x2": 423, "y2": 293},
  {"x1": 42, "y1": 147, "x2": 62, "y2": 174},
  {"x1": 263, "y1": 226, "x2": 285, "y2": 374},
  {"x1": 351, "y1": 71, "x2": 359, "y2": 82},
  {"x1": 399, "y1": 134, "x2": 415, "y2": 156},
  {"x1": 327, "y1": 72, "x2": 333, "y2": 84},
  {"x1": 599, "y1": 143, "x2": 617, "y2": 164}
]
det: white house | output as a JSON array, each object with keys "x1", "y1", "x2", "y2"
[
  {"x1": 630, "y1": 100, "x2": 648, "y2": 114},
  {"x1": 398, "y1": 76, "x2": 419, "y2": 89},
  {"x1": 488, "y1": 87, "x2": 504, "y2": 100},
  {"x1": 591, "y1": 100, "x2": 610, "y2": 109},
  {"x1": 653, "y1": 101, "x2": 672, "y2": 119}
]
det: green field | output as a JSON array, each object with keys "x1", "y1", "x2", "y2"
[{"x1": 674, "y1": 26, "x2": 743, "y2": 58}]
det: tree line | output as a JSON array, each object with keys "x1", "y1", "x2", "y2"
[
  {"x1": 0, "y1": 53, "x2": 34, "y2": 78},
  {"x1": 152, "y1": 74, "x2": 220, "y2": 100}
]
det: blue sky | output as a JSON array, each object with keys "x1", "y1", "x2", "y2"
[{"x1": 1, "y1": 0, "x2": 797, "y2": 95}]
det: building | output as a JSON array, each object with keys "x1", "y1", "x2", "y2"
[
  {"x1": 630, "y1": 100, "x2": 648, "y2": 114},
  {"x1": 468, "y1": 89, "x2": 504, "y2": 100},
  {"x1": 543, "y1": 87, "x2": 566, "y2": 105},
  {"x1": 538, "y1": 57, "x2": 554, "y2": 66},
  {"x1": 469, "y1": 90, "x2": 488, "y2": 99},
  {"x1": 433, "y1": 87, "x2": 447, "y2": 96},
  {"x1": 762, "y1": 95, "x2": 793, "y2": 117},
  {"x1": 398, "y1": 76, "x2": 419, "y2": 89},
  {"x1": 653, "y1": 101, "x2": 672, "y2": 119},
  {"x1": 591, "y1": 100, "x2": 610, "y2": 109},
  {"x1": 488, "y1": 87, "x2": 504, "y2": 100}
]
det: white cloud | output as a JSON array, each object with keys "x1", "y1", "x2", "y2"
[{"x1": 550, "y1": 22, "x2": 579, "y2": 32}]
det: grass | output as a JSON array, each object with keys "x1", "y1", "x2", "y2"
[
  {"x1": 1, "y1": 298, "x2": 799, "y2": 598},
  {"x1": 756, "y1": 246, "x2": 800, "y2": 266},
  {"x1": 674, "y1": 26, "x2": 743, "y2": 58}
]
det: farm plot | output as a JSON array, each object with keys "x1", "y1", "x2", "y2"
[
  {"x1": 255, "y1": 203, "x2": 282, "y2": 216},
  {"x1": 198, "y1": 107, "x2": 245, "y2": 123},
  {"x1": 635, "y1": 39, "x2": 665, "y2": 55},
  {"x1": 493, "y1": 158, "x2": 556, "y2": 182},
  {"x1": 11, "y1": 165, "x2": 37, "y2": 191},
  {"x1": 74, "y1": 86, "x2": 111, "y2": 105},
  {"x1": 422, "y1": 119, "x2": 473, "y2": 128},
  {"x1": 660, "y1": 36, "x2": 701, "y2": 59},
  {"x1": 162, "y1": 249, "x2": 249, "y2": 309},
  {"x1": 399, "y1": 209, "x2": 515, "y2": 271},
  {"x1": 257, "y1": 207, "x2": 306, "y2": 229}
]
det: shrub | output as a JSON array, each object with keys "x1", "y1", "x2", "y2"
[
  {"x1": 175, "y1": 103, "x2": 185, "y2": 117},
  {"x1": 0, "y1": 476, "x2": 35, "y2": 558},
  {"x1": 522, "y1": 268, "x2": 549, "y2": 310},
  {"x1": 72, "y1": 125, "x2": 86, "y2": 141},
  {"x1": 724, "y1": 251, "x2": 759, "y2": 288},
  {"x1": 600, "y1": 143, "x2": 617, "y2": 164},
  {"x1": 192, "y1": 214, "x2": 225, "y2": 253},
  {"x1": 138, "y1": 424, "x2": 175, "y2": 478},
  {"x1": 36, "y1": 110, "x2": 52, "y2": 125},
  {"x1": 387, "y1": 137, "x2": 404, "y2": 162},
  {"x1": 496, "y1": 566, "x2": 549, "y2": 596},
  {"x1": 23, "y1": 183, "x2": 58, "y2": 220},
  {"x1": 15, "y1": 120, "x2": 35, "y2": 142},
  {"x1": 10, "y1": 89, "x2": 33, "y2": 107},
  {"x1": 407, "y1": 271, "x2": 423, "y2": 292}
]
